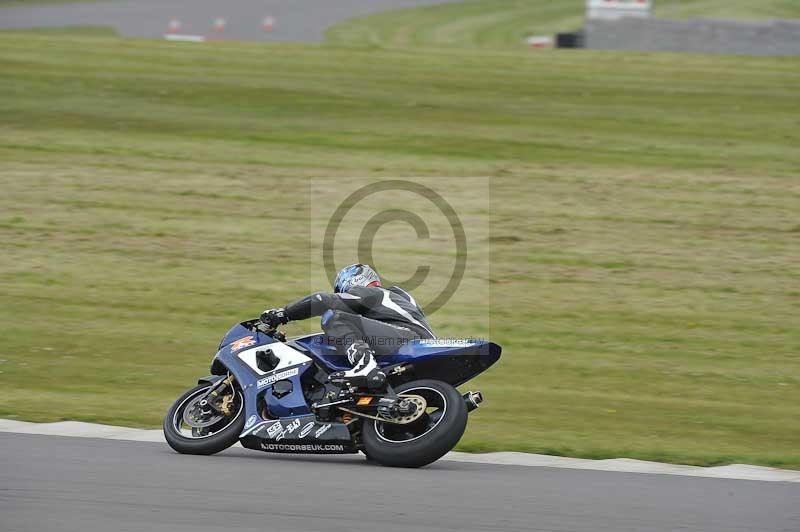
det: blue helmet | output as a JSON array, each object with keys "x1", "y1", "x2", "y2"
[{"x1": 333, "y1": 264, "x2": 381, "y2": 293}]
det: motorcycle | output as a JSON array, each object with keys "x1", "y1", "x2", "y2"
[{"x1": 163, "y1": 318, "x2": 501, "y2": 468}]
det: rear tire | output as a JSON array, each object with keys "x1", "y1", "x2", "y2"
[
  {"x1": 362, "y1": 379, "x2": 467, "y2": 468},
  {"x1": 164, "y1": 384, "x2": 245, "y2": 455}
]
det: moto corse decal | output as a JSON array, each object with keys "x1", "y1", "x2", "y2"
[{"x1": 257, "y1": 367, "x2": 300, "y2": 389}]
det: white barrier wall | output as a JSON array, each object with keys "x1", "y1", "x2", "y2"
[
  {"x1": 587, "y1": 0, "x2": 652, "y2": 20},
  {"x1": 585, "y1": 17, "x2": 800, "y2": 56}
]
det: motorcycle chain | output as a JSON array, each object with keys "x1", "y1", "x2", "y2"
[{"x1": 338, "y1": 394, "x2": 427, "y2": 425}]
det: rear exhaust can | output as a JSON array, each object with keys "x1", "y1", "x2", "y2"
[{"x1": 463, "y1": 391, "x2": 483, "y2": 412}]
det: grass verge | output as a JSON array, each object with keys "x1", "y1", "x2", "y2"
[{"x1": 0, "y1": 31, "x2": 798, "y2": 467}]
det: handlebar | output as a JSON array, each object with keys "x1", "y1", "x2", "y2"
[
  {"x1": 255, "y1": 321, "x2": 277, "y2": 333},
  {"x1": 253, "y1": 320, "x2": 286, "y2": 342}
]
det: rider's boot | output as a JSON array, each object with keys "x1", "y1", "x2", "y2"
[{"x1": 328, "y1": 340, "x2": 387, "y2": 391}]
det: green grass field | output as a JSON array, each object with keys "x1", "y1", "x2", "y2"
[
  {"x1": 0, "y1": 25, "x2": 118, "y2": 35},
  {"x1": 327, "y1": 0, "x2": 800, "y2": 49},
  {"x1": 1, "y1": 11, "x2": 799, "y2": 468},
  {"x1": 0, "y1": 0, "x2": 101, "y2": 6}
]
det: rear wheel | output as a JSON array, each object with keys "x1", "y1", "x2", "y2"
[
  {"x1": 362, "y1": 379, "x2": 467, "y2": 468},
  {"x1": 163, "y1": 383, "x2": 245, "y2": 455}
]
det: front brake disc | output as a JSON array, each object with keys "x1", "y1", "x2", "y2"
[{"x1": 182, "y1": 398, "x2": 225, "y2": 428}]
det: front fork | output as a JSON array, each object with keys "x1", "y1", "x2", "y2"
[{"x1": 200, "y1": 374, "x2": 236, "y2": 416}]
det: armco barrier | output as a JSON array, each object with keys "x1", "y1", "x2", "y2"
[{"x1": 585, "y1": 17, "x2": 800, "y2": 56}]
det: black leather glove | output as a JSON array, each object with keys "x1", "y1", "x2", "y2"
[{"x1": 260, "y1": 308, "x2": 289, "y2": 329}]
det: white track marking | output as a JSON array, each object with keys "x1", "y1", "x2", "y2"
[
  {"x1": 0, "y1": 419, "x2": 165, "y2": 442},
  {"x1": 163, "y1": 34, "x2": 206, "y2": 42},
  {"x1": 442, "y1": 452, "x2": 800, "y2": 482},
  {"x1": 1, "y1": 419, "x2": 798, "y2": 482}
]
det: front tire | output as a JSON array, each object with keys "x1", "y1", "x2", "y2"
[
  {"x1": 362, "y1": 379, "x2": 468, "y2": 468},
  {"x1": 164, "y1": 383, "x2": 245, "y2": 455}
]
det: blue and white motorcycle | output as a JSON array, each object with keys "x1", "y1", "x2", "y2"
[{"x1": 164, "y1": 318, "x2": 501, "y2": 468}]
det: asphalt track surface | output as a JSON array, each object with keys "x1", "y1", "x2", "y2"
[
  {"x1": 0, "y1": 0, "x2": 455, "y2": 41},
  {"x1": 2, "y1": 432, "x2": 798, "y2": 532}
]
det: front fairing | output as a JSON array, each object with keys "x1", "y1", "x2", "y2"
[
  {"x1": 211, "y1": 322, "x2": 314, "y2": 425},
  {"x1": 219, "y1": 321, "x2": 271, "y2": 350}
]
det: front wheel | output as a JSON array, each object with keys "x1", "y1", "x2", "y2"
[
  {"x1": 362, "y1": 379, "x2": 468, "y2": 468},
  {"x1": 164, "y1": 383, "x2": 245, "y2": 455}
]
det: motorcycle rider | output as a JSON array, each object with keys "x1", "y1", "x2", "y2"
[{"x1": 260, "y1": 264, "x2": 435, "y2": 391}]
